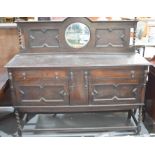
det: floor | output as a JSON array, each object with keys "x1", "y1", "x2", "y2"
[{"x1": 0, "y1": 111, "x2": 150, "y2": 137}]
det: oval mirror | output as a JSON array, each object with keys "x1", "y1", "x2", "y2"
[{"x1": 65, "y1": 23, "x2": 90, "y2": 48}]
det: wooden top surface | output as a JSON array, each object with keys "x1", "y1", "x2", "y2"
[{"x1": 5, "y1": 53, "x2": 150, "y2": 68}]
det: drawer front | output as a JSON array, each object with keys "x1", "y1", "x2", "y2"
[
  {"x1": 89, "y1": 83, "x2": 144, "y2": 105},
  {"x1": 12, "y1": 69, "x2": 68, "y2": 81},
  {"x1": 90, "y1": 67, "x2": 145, "y2": 84}
]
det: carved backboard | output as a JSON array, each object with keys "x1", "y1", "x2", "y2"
[{"x1": 17, "y1": 17, "x2": 137, "y2": 53}]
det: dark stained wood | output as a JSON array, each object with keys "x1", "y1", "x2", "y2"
[
  {"x1": 6, "y1": 53, "x2": 149, "y2": 68},
  {"x1": 11, "y1": 68, "x2": 68, "y2": 81},
  {"x1": 15, "y1": 104, "x2": 142, "y2": 113},
  {"x1": 22, "y1": 126, "x2": 137, "y2": 133},
  {"x1": 5, "y1": 18, "x2": 150, "y2": 135},
  {"x1": 69, "y1": 70, "x2": 88, "y2": 105},
  {"x1": 17, "y1": 18, "x2": 136, "y2": 53},
  {"x1": 11, "y1": 69, "x2": 69, "y2": 106}
]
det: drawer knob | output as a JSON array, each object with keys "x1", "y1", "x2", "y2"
[
  {"x1": 8, "y1": 72, "x2": 12, "y2": 80},
  {"x1": 92, "y1": 89, "x2": 98, "y2": 96},
  {"x1": 70, "y1": 72, "x2": 74, "y2": 81},
  {"x1": 22, "y1": 72, "x2": 26, "y2": 80},
  {"x1": 131, "y1": 70, "x2": 135, "y2": 79},
  {"x1": 55, "y1": 72, "x2": 59, "y2": 79},
  {"x1": 144, "y1": 70, "x2": 149, "y2": 82},
  {"x1": 59, "y1": 90, "x2": 68, "y2": 96}
]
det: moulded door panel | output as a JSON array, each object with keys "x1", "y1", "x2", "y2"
[
  {"x1": 14, "y1": 81, "x2": 69, "y2": 106},
  {"x1": 89, "y1": 83, "x2": 143, "y2": 105}
]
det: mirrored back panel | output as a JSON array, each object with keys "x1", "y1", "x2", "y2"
[{"x1": 17, "y1": 17, "x2": 137, "y2": 54}]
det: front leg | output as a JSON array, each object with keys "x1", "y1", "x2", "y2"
[
  {"x1": 14, "y1": 109, "x2": 22, "y2": 137},
  {"x1": 137, "y1": 106, "x2": 142, "y2": 135}
]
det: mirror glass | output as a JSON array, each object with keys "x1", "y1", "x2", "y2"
[{"x1": 65, "y1": 23, "x2": 90, "y2": 48}]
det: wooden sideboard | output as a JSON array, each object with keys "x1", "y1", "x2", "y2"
[{"x1": 5, "y1": 18, "x2": 150, "y2": 136}]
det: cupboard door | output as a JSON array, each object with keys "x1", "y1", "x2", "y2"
[
  {"x1": 89, "y1": 83, "x2": 143, "y2": 105},
  {"x1": 69, "y1": 70, "x2": 88, "y2": 105},
  {"x1": 15, "y1": 82, "x2": 69, "y2": 106}
]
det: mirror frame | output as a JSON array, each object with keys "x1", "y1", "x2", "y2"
[{"x1": 65, "y1": 22, "x2": 90, "y2": 48}]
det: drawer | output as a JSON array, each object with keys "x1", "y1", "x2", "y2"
[
  {"x1": 90, "y1": 67, "x2": 145, "y2": 83},
  {"x1": 90, "y1": 67, "x2": 144, "y2": 79},
  {"x1": 11, "y1": 69, "x2": 68, "y2": 81}
]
